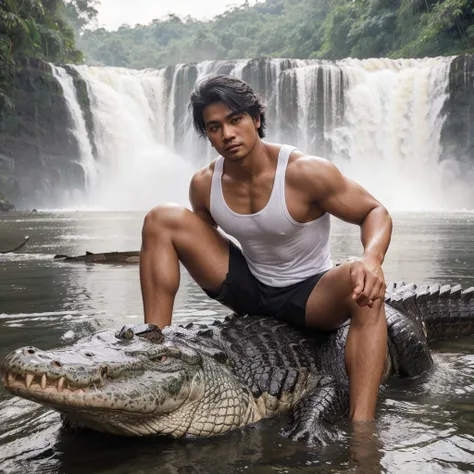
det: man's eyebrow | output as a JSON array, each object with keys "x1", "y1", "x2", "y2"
[
  {"x1": 204, "y1": 110, "x2": 243, "y2": 127},
  {"x1": 225, "y1": 110, "x2": 243, "y2": 119}
]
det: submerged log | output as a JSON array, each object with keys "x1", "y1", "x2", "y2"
[
  {"x1": 54, "y1": 250, "x2": 140, "y2": 263},
  {"x1": 0, "y1": 236, "x2": 30, "y2": 254}
]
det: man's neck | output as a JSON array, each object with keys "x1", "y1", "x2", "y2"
[{"x1": 223, "y1": 140, "x2": 275, "y2": 181}]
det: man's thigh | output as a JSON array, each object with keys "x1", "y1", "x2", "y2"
[
  {"x1": 174, "y1": 216, "x2": 230, "y2": 294},
  {"x1": 144, "y1": 205, "x2": 230, "y2": 294},
  {"x1": 304, "y1": 263, "x2": 354, "y2": 329}
]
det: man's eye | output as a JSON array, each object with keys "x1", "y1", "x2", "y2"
[
  {"x1": 232, "y1": 117, "x2": 241, "y2": 124},
  {"x1": 210, "y1": 125, "x2": 219, "y2": 132}
]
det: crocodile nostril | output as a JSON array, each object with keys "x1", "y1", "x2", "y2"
[
  {"x1": 85, "y1": 352, "x2": 94, "y2": 358},
  {"x1": 51, "y1": 360, "x2": 62, "y2": 368},
  {"x1": 23, "y1": 348, "x2": 36, "y2": 356}
]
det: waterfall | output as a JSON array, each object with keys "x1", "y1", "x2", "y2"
[
  {"x1": 51, "y1": 65, "x2": 97, "y2": 198},
  {"x1": 57, "y1": 56, "x2": 472, "y2": 211},
  {"x1": 66, "y1": 66, "x2": 195, "y2": 210},
  {"x1": 328, "y1": 57, "x2": 456, "y2": 210}
]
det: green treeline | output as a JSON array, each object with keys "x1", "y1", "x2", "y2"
[
  {"x1": 0, "y1": 0, "x2": 97, "y2": 107},
  {"x1": 1, "y1": 0, "x2": 473, "y2": 102},
  {"x1": 78, "y1": 0, "x2": 474, "y2": 70}
]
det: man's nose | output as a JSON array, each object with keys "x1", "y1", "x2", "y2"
[{"x1": 222, "y1": 124, "x2": 235, "y2": 140}]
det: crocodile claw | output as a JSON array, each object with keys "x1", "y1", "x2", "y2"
[{"x1": 280, "y1": 420, "x2": 342, "y2": 446}]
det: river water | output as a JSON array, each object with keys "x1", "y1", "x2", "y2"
[{"x1": 0, "y1": 211, "x2": 474, "y2": 474}]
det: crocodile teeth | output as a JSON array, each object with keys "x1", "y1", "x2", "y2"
[
  {"x1": 41, "y1": 374, "x2": 47, "y2": 390},
  {"x1": 25, "y1": 373, "x2": 34, "y2": 388},
  {"x1": 57, "y1": 377, "x2": 65, "y2": 392},
  {"x1": 8, "y1": 373, "x2": 16, "y2": 385}
]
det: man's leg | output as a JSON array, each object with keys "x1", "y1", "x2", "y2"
[
  {"x1": 140, "y1": 204, "x2": 230, "y2": 328},
  {"x1": 304, "y1": 263, "x2": 387, "y2": 421}
]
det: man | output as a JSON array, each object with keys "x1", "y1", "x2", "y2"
[{"x1": 140, "y1": 75, "x2": 392, "y2": 423}]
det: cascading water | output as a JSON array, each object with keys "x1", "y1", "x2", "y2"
[
  {"x1": 51, "y1": 65, "x2": 98, "y2": 202},
  {"x1": 69, "y1": 66, "x2": 196, "y2": 210},
  {"x1": 327, "y1": 57, "x2": 461, "y2": 210},
  {"x1": 57, "y1": 56, "x2": 472, "y2": 212}
]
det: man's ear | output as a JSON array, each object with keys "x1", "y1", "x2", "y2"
[{"x1": 255, "y1": 114, "x2": 261, "y2": 129}]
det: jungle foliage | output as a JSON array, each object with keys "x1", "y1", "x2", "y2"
[
  {"x1": 0, "y1": 0, "x2": 97, "y2": 107},
  {"x1": 0, "y1": 0, "x2": 472, "y2": 104},
  {"x1": 76, "y1": 0, "x2": 474, "y2": 70}
]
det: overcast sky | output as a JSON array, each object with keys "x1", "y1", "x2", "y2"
[{"x1": 97, "y1": 0, "x2": 259, "y2": 30}]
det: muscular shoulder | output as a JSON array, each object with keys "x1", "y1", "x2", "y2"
[
  {"x1": 190, "y1": 161, "x2": 215, "y2": 197},
  {"x1": 286, "y1": 152, "x2": 345, "y2": 201},
  {"x1": 189, "y1": 160, "x2": 216, "y2": 224}
]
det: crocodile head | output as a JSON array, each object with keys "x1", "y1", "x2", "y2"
[{"x1": 1, "y1": 324, "x2": 252, "y2": 437}]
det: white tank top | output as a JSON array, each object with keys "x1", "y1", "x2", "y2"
[{"x1": 209, "y1": 145, "x2": 333, "y2": 287}]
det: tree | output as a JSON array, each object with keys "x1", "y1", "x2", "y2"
[
  {"x1": 49, "y1": 0, "x2": 474, "y2": 72},
  {"x1": 64, "y1": 0, "x2": 99, "y2": 32},
  {"x1": 0, "y1": 0, "x2": 86, "y2": 108},
  {"x1": 394, "y1": 0, "x2": 474, "y2": 56}
]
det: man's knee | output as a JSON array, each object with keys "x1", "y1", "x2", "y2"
[
  {"x1": 142, "y1": 204, "x2": 190, "y2": 239},
  {"x1": 350, "y1": 298, "x2": 385, "y2": 328}
]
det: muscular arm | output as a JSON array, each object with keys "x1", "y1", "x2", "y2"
[
  {"x1": 290, "y1": 156, "x2": 393, "y2": 305},
  {"x1": 189, "y1": 165, "x2": 217, "y2": 227},
  {"x1": 312, "y1": 160, "x2": 392, "y2": 265}
]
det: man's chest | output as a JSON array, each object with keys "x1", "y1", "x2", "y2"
[
  {"x1": 222, "y1": 174, "x2": 274, "y2": 215},
  {"x1": 221, "y1": 174, "x2": 320, "y2": 223}
]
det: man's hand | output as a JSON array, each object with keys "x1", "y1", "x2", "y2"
[{"x1": 349, "y1": 258, "x2": 386, "y2": 308}]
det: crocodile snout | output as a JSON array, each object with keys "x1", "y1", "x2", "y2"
[{"x1": 1, "y1": 345, "x2": 111, "y2": 393}]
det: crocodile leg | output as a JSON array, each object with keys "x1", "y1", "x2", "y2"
[
  {"x1": 385, "y1": 304, "x2": 433, "y2": 377},
  {"x1": 281, "y1": 376, "x2": 349, "y2": 446}
]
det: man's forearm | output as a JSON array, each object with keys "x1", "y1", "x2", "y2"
[{"x1": 360, "y1": 206, "x2": 393, "y2": 264}]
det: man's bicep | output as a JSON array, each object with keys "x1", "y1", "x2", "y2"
[
  {"x1": 316, "y1": 164, "x2": 381, "y2": 225},
  {"x1": 189, "y1": 174, "x2": 217, "y2": 227}
]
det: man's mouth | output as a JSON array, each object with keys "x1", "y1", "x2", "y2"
[{"x1": 226, "y1": 144, "x2": 241, "y2": 152}]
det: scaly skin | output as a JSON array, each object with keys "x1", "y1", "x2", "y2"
[{"x1": 1, "y1": 282, "x2": 474, "y2": 445}]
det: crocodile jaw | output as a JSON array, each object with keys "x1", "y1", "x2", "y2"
[{"x1": 2, "y1": 358, "x2": 261, "y2": 438}]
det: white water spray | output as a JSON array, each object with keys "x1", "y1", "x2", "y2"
[
  {"x1": 51, "y1": 65, "x2": 98, "y2": 195},
  {"x1": 57, "y1": 57, "x2": 472, "y2": 212},
  {"x1": 328, "y1": 57, "x2": 458, "y2": 210},
  {"x1": 71, "y1": 66, "x2": 196, "y2": 211}
]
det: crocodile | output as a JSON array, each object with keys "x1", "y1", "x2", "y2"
[{"x1": 1, "y1": 282, "x2": 474, "y2": 445}]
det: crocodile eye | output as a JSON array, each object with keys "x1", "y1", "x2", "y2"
[
  {"x1": 100, "y1": 367, "x2": 109, "y2": 378},
  {"x1": 151, "y1": 355, "x2": 167, "y2": 362}
]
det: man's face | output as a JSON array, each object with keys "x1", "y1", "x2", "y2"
[{"x1": 203, "y1": 102, "x2": 261, "y2": 162}]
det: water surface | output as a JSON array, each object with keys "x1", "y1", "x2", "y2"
[{"x1": 1, "y1": 211, "x2": 474, "y2": 473}]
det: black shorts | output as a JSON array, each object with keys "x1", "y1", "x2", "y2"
[{"x1": 203, "y1": 241, "x2": 330, "y2": 328}]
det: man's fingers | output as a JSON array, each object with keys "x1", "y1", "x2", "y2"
[
  {"x1": 350, "y1": 260, "x2": 386, "y2": 308},
  {"x1": 360, "y1": 281, "x2": 385, "y2": 308},
  {"x1": 368, "y1": 282, "x2": 383, "y2": 304},
  {"x1": 357, "y1": 274, "x2": 375, "y2": 301},
  {"x1": 356, "y1": 295, "x2": 371, "y2": 307},
  {"x1": 351, "y1": 267, "x2": 366, "y2": 300}
]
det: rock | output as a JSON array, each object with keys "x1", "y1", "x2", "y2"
[{"x1": 0, "y1": 193, "x2": 15, "y2": 212}]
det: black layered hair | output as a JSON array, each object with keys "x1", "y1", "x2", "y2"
[{"x1": 189, "y1": 75, "x2": 266, "y2": 139}]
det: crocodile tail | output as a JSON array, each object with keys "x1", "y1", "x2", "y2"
[{"x1": 385, "y1": 282, "x2": 474, "y2": 343}]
